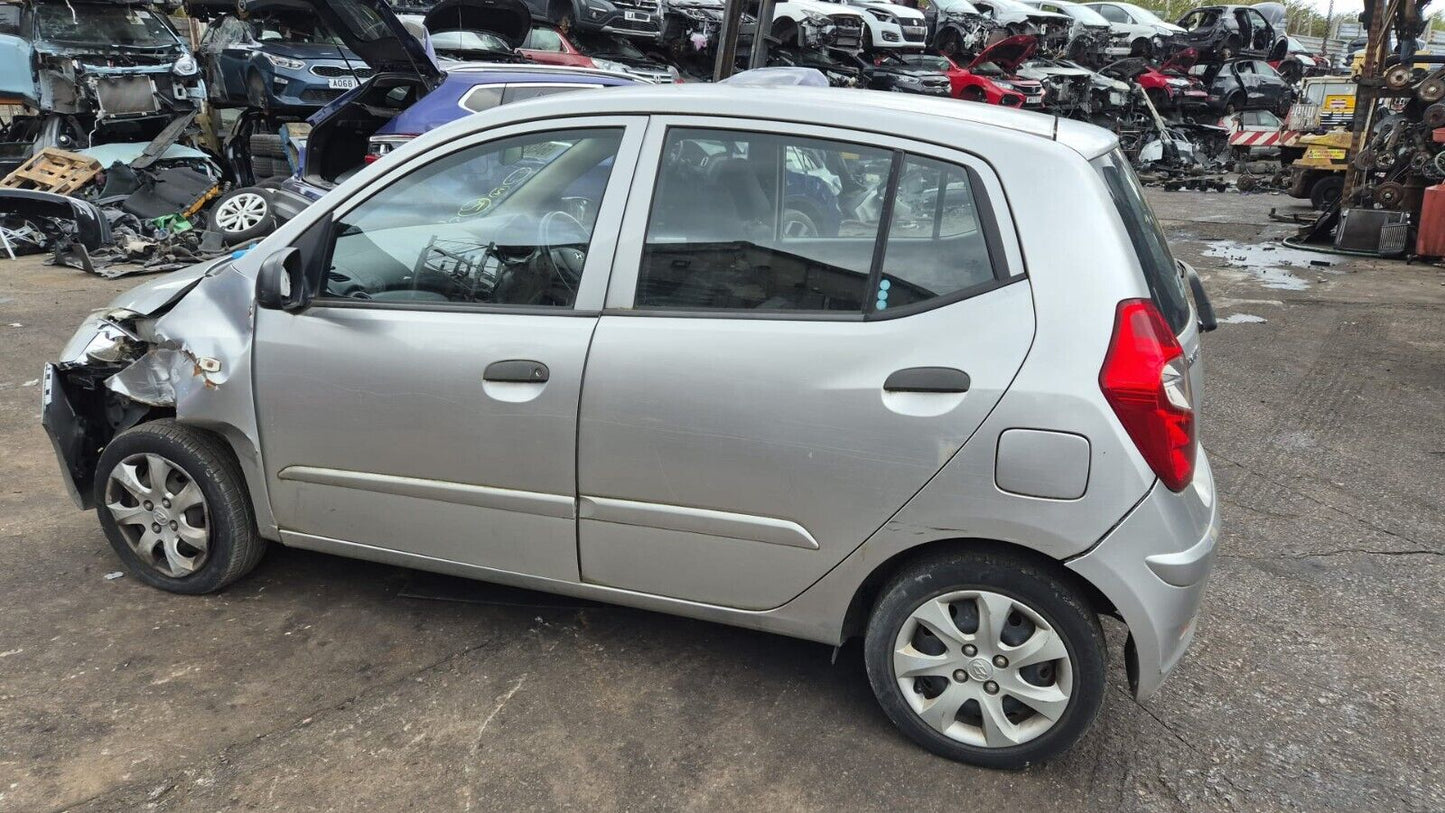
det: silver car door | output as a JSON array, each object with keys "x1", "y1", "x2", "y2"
[
  {"x1": 576, "y1": 117, "x2": 1036, "y2": 611},
  {"x1": 252, "y1": 117, "x2": 645, "y2": 580}
]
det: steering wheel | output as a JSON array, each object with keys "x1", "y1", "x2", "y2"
[{"x1": 539, "y1": 209, "x2": 588, "y2": 294}]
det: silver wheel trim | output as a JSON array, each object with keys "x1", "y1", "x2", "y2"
[
  {"x1": 104, "y1": 453, "x2": 211, "y2": 578},
  {"x1": 892, "y1": 589, "x2": 1073, "y2": 748},
  {"x1": 213, "y1": 192, "x2": 268, "y2": 232}
]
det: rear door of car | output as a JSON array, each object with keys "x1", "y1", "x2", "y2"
[{"x1": 574, "y1": 117, "x2": 1036, "y2": 610}]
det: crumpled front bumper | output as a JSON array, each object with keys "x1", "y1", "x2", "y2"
[{"x1": 1067, "y1": 450, "x2": 1220, "y2": 700}]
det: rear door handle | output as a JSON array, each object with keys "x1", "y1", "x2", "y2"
[
  {"x1": 884, "y1": 367, "x2": 970, "y2": 393},
  {"x1": 484, "y1": 360, "x2": 549, "y2": 383}
]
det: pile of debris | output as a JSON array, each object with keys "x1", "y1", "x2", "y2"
[{"x1": 0, "y1": 116, "x2": 234, "y2": 278}]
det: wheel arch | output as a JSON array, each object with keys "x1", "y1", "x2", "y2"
[{"x1": 838, "y1": 537, "x2": 1118, "y2": 643}]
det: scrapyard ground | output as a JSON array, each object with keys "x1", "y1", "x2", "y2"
[{"x1": 0, "y1": 190, "x2": 1440, "y2": 812}]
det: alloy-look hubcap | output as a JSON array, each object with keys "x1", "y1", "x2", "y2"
[
  {"x1": 214, "y1": 192, "x2": 267, "y2": 232},
  {"x1": 104, "y1": 453, "x2": 210, "y2": 577},
  {"x1": 892, "y1": 589, "x2": 1072, "y2": 748}
]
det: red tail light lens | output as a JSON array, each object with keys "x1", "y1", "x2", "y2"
[{"x1": 1099, "y1": 299, "x2": 1196, "y2": 491}]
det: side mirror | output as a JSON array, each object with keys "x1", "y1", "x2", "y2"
[{"x1": 255, "y1": 247, "x2": 310, "y2": 312}]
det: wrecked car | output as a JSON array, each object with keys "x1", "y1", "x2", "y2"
[
  {"x1": 1192, "y1": 57, "x2": 1294, "y2": 116},
  {"x1": 898, "y1": 52, "x2": 1039, "y2": 107},
  {"x1": 925, "y1": 0, "x2": 995, "y2": 60},
  {"x1": 43, "y1": 83, "x2": 1221, "y2": 774},
  {"x1": 1173, "y1": 4, "x2": 1277, "y2": 62},
  {"x1": 828, "y1": 0, "x2": 928, "y2": 51},
  {"x1": 569, "y1": 31, "x2": 678, "y2": 83},
  {"x1": 417, "y1": 0, "x2": 532, "y2": 63},
  {"x1": 1081, "y1": 1, "x2": 1181, "y2": 58},
  {"x1": 190, "y1": 0, "x2": 372, "y2": 114},
  {"x1": 654, "y1": 0, "x2": 755, "y2": 79},
  {"x1": 972, "y1": 0, "x2": 1070, "y2": 52},
  {"x1": 1019, "y1": 53, "x2": 1095, "y2": 116},
  {"x1": 1019, "y1": 0, "x2": 1112, "y2": 66},
  {"x1": 0, "y1": 0, "x2": 203, "y2": 171},
  {"x1": 853, "y1": 50, "x2": 950, "y2": 95},
  {"x1": 770, "y1": 0, "x2": 868, "y2": 55},
  {"x1": 1102, "y1": 51, "x2": 1208, "y2": 115}
]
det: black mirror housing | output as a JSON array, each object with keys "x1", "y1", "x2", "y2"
[{"x1": 255, "y1": 247, "x2": 310, "y2": 312}]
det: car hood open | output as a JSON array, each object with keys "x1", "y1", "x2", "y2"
[
  {"x1": 1159, "y1": 47, "x2": 1197, "y2": 74},
  {"x1": 423, "y1": 0, "x2": 531, "y2": 49},
  {"x1": 967, "y1": 34, "x2": 1036, "y2": 72}
]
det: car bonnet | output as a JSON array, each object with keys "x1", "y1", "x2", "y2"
[
  {"x1": 422, "y1": 0, "x2": 531, "y2": 49},
  {"x1": 237, "y1": 0, "x2": 442, "y2": 81},
  {"x1": 967, "y1": 34, "x2": 1037, "y2": 72}
]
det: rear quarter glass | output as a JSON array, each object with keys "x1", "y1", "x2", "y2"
[{"x1": 1093, "y1": 150, "x2": 1191, "y2": 334}]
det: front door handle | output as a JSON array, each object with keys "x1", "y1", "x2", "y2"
[
  {"x1": 484, "y1": 359, "x2": 549, "y2": 383},
  {"x1": 884, "y1": 367, "x2": 970, "y2": 393}
]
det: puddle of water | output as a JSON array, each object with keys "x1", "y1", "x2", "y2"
[
  {"x1": 1220, "y1": 313, "x2": 1267, "y2": 324},
  {"x1": 1201, "y1": 241, "x2": 1340, "y2": 291}
]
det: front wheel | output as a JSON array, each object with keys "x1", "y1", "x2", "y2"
[
  {"x1": 864, "y1": 550, "x2": 1106, "y2": 768},
  {"x1": 95, "y1": 420, "x2": 266, "y2": 594}
]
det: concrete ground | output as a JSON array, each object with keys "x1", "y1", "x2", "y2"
[{"x1": 0, "y1": 190, "x2": 1440, "y2": 812}]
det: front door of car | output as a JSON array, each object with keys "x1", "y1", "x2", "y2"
[
  {"x1": 252, "y1": 118, "x2": 645, "y2": 579},
  {"x1": 575, "y1": 119, "x2": 1036, "y2": 611}
]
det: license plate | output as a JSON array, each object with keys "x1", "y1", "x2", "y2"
[
  {"x1": 328, "y1": 76, "x2": 359, "y2": 90},
  {"x1": 624, "y1": 10, "x2": 650, "y2": 22}
]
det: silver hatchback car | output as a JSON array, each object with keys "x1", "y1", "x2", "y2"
[{"x1": 44, "y1": 85, "x2": 1219, "y2": 768}]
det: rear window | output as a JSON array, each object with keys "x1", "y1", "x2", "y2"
[{"x1": 1093, "y1": 150, "x2": 1191, "y2": 333}]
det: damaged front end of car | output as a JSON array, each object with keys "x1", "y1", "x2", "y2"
[
  {"x1": 42, "y1": 257, "x2": 268, "y2": 526},
  {"x1": 0, "y1": 0, "x2": 205, "y2": 170},
  {"x1": 657, "y1": 0, "x2": 755, "y2": 75}
]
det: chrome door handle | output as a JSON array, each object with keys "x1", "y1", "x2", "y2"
[
  {"x1": 483, "y1": 360, "x2": 549, "y2": 383},
  {"x1": 883, "y1": 367, "x2": 970, "y2": 393}
]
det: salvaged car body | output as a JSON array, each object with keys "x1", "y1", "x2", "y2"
[
  {"x1": 419, "y1": 0, "x2": 533, "y2": 63},
  {"x1": 570, "y1": 31, "x2": 678, "y2": 82},
  {"x1": 1081, "y1": 1, "x2": 1181, "y2": 58},
  {"x1": 44, "y1": 85, "x2": 1220, "y2": 771},
  {"x1": 0, "y1": 0, "x2": 204, "y2": 169},
  {"x1": 653, "y1": 0, "x2": 755, "y2": 79},
  {"x1": 1193, "y1": 57, "x2": 1293, "y2": 115},
  {"x1": 1173, "y1": 4, "x2": 1277, "y2": 62},
  {"x1": 1019, "y1": 0, "x2": 1112, "y2": 65},
  {"x1": 925, "y1": 0, "x2": 996, "y2": 60},
  {"x1": 899, "y1": 52, "x2": 1039, "y2": 107},
  {"x1": 771, "y1": 0, "x2": 868, "y2": 54},
  {"x1": 856, "y1": 50, "x2": 951, "y2": 95},
  {"x1": 830, "y1": 0, "x2": 928, "y2": 51},
  {"x1": 190, "y1": 0, "x2": 373, "y2": 113},
  {"x1": 1101, "y1": 49, "x2": 1205, "y2": 115},
  {"x1": 972, "y1": 0, "x2": 1071, "y2": 52}
]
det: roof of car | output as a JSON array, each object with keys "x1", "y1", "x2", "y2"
[
  {"x1": 442, "y1": 67, "x2": 635, "y2": 86},
  {"x1": 452, "y1": 84, "x2": 1119, "y2": 159}
]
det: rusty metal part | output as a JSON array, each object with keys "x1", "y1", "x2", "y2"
[
  {"x1": 1354, "y1": 148, "x2": 1378, "y2": 170},
  {"x1": 1425, "y1": 103, "x2": 1445, "y2": 129},
  {"x1": 1373, "y1": 181, "x2": 1407, "y2": 209},
  {"x1": 1385, "y1": 64, "x2": 1414, "y2": 89},
  {"x1": 1418, "y1": 76, "x2": 1445, "y2": 102}
]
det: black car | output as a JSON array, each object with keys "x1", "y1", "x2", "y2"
[
  {"x1": 521, "y1": 0, "x2": 661, "y2": 38},
  {"x1": 416, "y1": 0, "x2": 533, "y2": 63},
  {"x1": 1174, "y1": 4, "x2": 1277, "y2": 62},
  {"x1": 853, "y1": 51, "x2": 952, "y2": 95},
  {"x1": 1193, "y1": 58, "x2": 1293, "y2": 115}
]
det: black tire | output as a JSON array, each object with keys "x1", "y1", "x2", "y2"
[
  {"x1": 94, "y1": 420, "x2": 266, "y2": 595},
  {"x1": 1218, "y1": 36, "x2": 1238, "y2": 62},
  {"x1": 937, "y1": 28, "x2": 962, "y2": 59},
  {"x1": 1223, "y1": 94, "x2": 1244, "y2": 115},
  {"x1": 249, "y1": 155, "x2": 277, "y2": 179},
  {"x1": 864, "y1": 549, "x2": 1106, "y2": 769},
  {"x1": 1309, "y1": 174, "x2": 1343, "y2": 210},
  {"x1": 1131, "y1": 37, "x2": 1151, "y2": 58},
  {"x1": 248, "y1": 133, "x2": 286, "y2": 159},
  {"x1": 207, "y1": 186, "x2": 276, "y2": 244}
]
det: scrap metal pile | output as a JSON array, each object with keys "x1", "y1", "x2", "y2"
[{"x1": 0, "y1": 0, "x2": 1335, "y2": 268}]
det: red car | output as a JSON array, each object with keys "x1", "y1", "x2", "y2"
[
  {"x1": 518, "y1": 23, "x2": 595, "y2": 68},
  {"x1": 901, "y1": 37, "x2": 1044, "y2": 108},
  {"x1": 1101, "y1": 49, "x2": 1209, "y2": 112}
]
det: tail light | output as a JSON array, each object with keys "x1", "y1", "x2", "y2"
[
  {"x1": 365, "y1": 134, "x2": 416, "y2": 165},
  {"x1": 1099, "y1": 299, "x2": 1196, "y2": 491}
]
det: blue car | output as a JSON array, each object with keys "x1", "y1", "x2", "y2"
[{"x1": 191, "y1": 0, "x2": 376, "y2": 113}]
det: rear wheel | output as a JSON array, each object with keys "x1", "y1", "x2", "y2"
[
  {"x1": 864, "y1": 550, "x2": 1106, "y2": 768},
  {"x1": 1131, "y1": 37, "x2": 1152, "y2": 58},
  {"x1": 95, "y1": 420, "x2": 266, "y2": 595}
]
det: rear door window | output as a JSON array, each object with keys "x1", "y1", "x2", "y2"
[
  {"x1": 1093, "y1": 150, "x2": 1191, "y2": 333},
  {"x1": 636, "y1": 127, "x2": 1005, "y2": 315}
]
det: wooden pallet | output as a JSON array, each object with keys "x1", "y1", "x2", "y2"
[{"x1": 0, "y1": 148, "x2": 103, "y2": 195}]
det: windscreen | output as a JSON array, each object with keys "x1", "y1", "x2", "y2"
[
  {"x1": 34, "y1": 2, "x2": 178, "y2": 47},
  {"x1": 1093, "y1": 150, "x2": 1191, "y2": 334}
]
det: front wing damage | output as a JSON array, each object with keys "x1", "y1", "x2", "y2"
[{"x1": 41, "y1": 260, "x2": 265, "y2": 523}]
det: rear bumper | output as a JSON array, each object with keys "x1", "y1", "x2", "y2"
[{"x1": 1067, "y1": 449, "x2": 1219, "y2": 700}]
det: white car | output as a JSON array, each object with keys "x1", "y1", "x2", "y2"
[
  {"x1": 771, "y1": 0, "x2": 869, "y2": 53},
  {"x1": 972, "y1": 0, "x2": 1072, "y2": 47},
  {"x1": 830, "y1": 0, "x2": 929, "y2": 50},
  {"x1": 1081, "y1": 1, "x2": 1183, "y2": 57}
]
